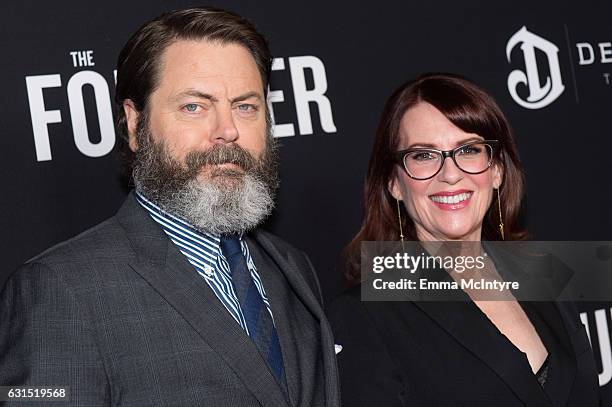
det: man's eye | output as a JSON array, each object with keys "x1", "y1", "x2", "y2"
[
  {"x1": 237, "y1": 104, "x2": 256, "y2": 113},
  {"x1": 183, "y1": 103, "x2": 200, "y2": 113}
]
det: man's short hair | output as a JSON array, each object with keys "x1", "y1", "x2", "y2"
[{"x1": 114, "y1": 7, "x2": 272, "y2": 179}]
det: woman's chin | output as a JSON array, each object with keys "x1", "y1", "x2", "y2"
[{"x1": 425, "y1": 225, "x2": 481, "y2": 241}]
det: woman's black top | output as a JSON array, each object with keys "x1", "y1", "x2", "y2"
[
  {"x1": 522, "y1": 301, "x2": 571, "y2": 404},
  {"x1": 328, "y1": 288, "x2": 600, "y2": 407}
]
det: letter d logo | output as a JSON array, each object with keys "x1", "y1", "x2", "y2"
[{"x1": 506, "y1": 26, "x2": 565, "y2": 109}]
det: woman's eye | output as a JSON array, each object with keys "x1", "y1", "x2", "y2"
[
  {"x1": 411, "y1": 152, "x2": 436, "y2": 161},
  {"x1": 457, "y1": 145, "x2": 482, "y2": 155}
]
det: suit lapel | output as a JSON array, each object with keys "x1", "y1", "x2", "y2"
[
  {"x1": 248, "y1": 232, "x2": 324, "y2": 320},
  {"x1": 412, "y1": 300, "x2": 551, "y2": 406},
  {"x1": 528, "y1": 301, "x2": 578, "y2": 406},
  {"x1": 487, "y1": 241, "x2": 578, "y2": 405},
  {"x1": 247, "y1": 231, "x2": 340, "y2": 407},
  {"x1": 115, "y1": 193, "x2": 288, "y2": 406},
  {"x1": 246, "y1": 236, "x2": 301, "y2": 406},
  {"x1": 408, "y1": 243, "x2": 552, "y2": 406}
]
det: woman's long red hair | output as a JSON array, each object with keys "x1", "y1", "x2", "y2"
[{"x1": 345, "y1": 73, "x2": 527, "y2": 285}]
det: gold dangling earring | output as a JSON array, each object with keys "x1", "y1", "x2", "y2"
[
  {"x1": 396, "y1": 199, "x2": 405, "y2": 242},
  {"x1": 496, "y1": 188, "x2": 505, "y2": 240}
]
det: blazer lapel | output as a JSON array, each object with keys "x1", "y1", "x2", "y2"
[
  {"x1": 486, "y1": 241, "x2": 579, "y2": 405},
  {"x1": 528, "y1": 301, "x2": 578, "y2": 406},
  {"x1": 247, "y1": 231, "x2": 340, "y2": 407},
  {"x1": 115, "y1": 193, "x2": 289, "y2": 407},
  {"x1": 408, "y1": 242, "x2": 551, "y2": 406},
  {"x1": 412, "y1": 300, "x2": 552, "y2": 406}
]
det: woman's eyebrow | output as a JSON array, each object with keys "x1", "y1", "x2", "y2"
[{"x1": 406, "y1": 136, "x2": 484, "y2": 149}]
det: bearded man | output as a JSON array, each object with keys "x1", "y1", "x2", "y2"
[{"x1": 0, "y1": 8, "x2": 340, "y2": 406}]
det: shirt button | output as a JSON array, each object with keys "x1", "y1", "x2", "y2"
[{"x1": 203, "y1": 266, "x2": 214, "y2": 277}]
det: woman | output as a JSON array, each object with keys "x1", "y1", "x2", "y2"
[{"x1": 328, "y1": 73, "x2": 599, "y2": 406}]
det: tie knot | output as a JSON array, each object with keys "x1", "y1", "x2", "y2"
[{"x1": 220, "y1": 234, "x2": 242, "y2": 257}]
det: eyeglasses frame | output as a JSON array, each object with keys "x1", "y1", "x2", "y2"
[{"x1": 395, "y1": 139, "x2": 501, "y2": 180}]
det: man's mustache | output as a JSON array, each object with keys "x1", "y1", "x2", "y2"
[{"x1": 184, "y1": 144, "x2": 258, "y2": 173}]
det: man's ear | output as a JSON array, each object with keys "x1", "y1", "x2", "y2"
[
  {"x1": 492, "y1": 163, "x2": 504, "y2": 189},
  {"x1": 123, "y1": 100, "x2": 139, "y2": 152}
]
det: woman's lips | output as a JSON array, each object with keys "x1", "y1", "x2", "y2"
[{"x1": 428, "y1": 190, "x2": 473, "y2": 211}]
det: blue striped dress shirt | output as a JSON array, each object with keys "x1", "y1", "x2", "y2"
[{"x1": 135, "y1": 192, "x2": 275, "y2": 333}]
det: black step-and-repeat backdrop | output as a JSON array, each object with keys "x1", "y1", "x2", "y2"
[{"x1": 2, "y1": 0, "x2": 611, "y2": 402}]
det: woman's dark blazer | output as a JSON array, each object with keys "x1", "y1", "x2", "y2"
[{"x1": 328, "y1": 247, "x2": 600, "y2": 406}]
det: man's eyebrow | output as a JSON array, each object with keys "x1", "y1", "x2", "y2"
[
  {"x1": 230, "y1": 91, "x2": 263, "y2": 103},
  {"x1": 171, "y1": 90, "x2": 263, "y2": 104},
  {"x1": 406, "y1": 136, "x2": 484, "y2": 149},
  {"x1": 171, "y1": 90, "x2": 218, "y2": 103}
]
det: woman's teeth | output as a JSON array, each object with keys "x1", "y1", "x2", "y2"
[{"x1": 430, "y1": 192, "x2": 472, "y2": 204}]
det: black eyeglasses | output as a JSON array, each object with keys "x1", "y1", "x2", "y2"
[{"x1": 395, "y1": 140, "x2": 501, "y2": 180}]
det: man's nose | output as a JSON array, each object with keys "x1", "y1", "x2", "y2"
[{"x1": 210, "y1": 106, "x2": 239, "y2": 144}]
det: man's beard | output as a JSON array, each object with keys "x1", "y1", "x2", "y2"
[{"x1": 132, "y1": 117, "x2": 279, "y2": 236}]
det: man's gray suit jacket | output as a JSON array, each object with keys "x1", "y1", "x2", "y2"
[{"x1": 0, "y1": 192, "x2": 340, "y2": 406}]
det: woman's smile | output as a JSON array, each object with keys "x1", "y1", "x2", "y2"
[{"x1": 429, "y1": 189, "x2": 473, "y2": 210}]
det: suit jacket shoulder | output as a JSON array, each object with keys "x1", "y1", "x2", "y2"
[{"x1": 24, "y1": 217, "x2": 129, "y2": 269}]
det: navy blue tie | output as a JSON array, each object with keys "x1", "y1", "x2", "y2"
[{"x1": 219, "y1": 235, "x2": 288, "y2": 395}]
